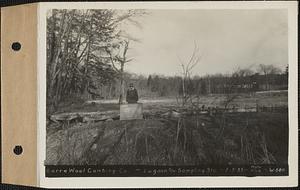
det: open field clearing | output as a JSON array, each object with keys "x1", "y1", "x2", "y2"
[{"x1": 52, "y1": 90, "x2": 288, "y2": 114}]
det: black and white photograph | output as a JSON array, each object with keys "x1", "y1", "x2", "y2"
[{"x1": 41, "y1": 2, "x2": 296, "y2": 184}]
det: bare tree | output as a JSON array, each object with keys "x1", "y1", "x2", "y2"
[
  {"x1": 177, "y1": 42, "x2": 202, "y2": 107},
  {"x1": 236, "y1": 68, "x2": 254, "y2": 77},
  {"x1": 103, "y1": 10, "x2": 146, "y2": 104},
  {"x1": 105, "y1": 40, "x2": 132, "y2": 104}
]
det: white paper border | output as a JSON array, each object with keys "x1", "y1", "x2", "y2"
[{"x1": 37, "y1": 1, "x2": 298, "y2": 188}]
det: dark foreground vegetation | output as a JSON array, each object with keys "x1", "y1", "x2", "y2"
[{"x1": 46, "y1": 110, "x2": 288, "y2": 166}]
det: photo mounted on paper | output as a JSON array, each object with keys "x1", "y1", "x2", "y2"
[{"x1": 37, "y1": 1, "x2": 298, "y2": 188}]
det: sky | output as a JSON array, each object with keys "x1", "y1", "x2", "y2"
[{"x1": 120, "y1": 9, "x2": 288, "y2": 77}]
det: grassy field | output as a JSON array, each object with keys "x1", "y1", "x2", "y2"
[{"x1": 46, "y1": 91, "x2": 288, "y2": 166}]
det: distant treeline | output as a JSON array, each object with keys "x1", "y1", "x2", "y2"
[{"x1": 89, "y1": 68, "x2": 288, "y2": 100}]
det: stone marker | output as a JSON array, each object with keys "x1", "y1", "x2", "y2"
[{"x1": 120, "y1": 103, "x2": 143, "y2": 120}]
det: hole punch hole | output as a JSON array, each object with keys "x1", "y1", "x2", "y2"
[
  {"x1": 13, "y1": 145, "x2": 23, "y2": 155},
  {"x1": 11, "y1": 42, "x2": 21, "y2": 51}
]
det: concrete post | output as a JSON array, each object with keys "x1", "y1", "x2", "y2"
[{"x1": 120, "y1": 103, "x2": 143, "y2": 120}]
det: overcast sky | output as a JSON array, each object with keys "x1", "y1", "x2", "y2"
[{"x1": 120, "y1": 9, "x2": 288, "y2": 77}]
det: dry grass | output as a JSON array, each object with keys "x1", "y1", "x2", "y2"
[{"x1": 46, "y1": 111, "x2": 288, "y2": 166}]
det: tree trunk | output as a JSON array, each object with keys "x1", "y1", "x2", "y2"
[
  {"x1": 108, "y1": 83, "x2": 112, "y2": 99},
  {"x1": 119, "y1": 63, "x2": 125, "y2": 104},
  {"x1": 207, "y1": 77, "x2": 211, "y2": 94},
  {"x1": 49, "y1": 10, "x2": 68, "y2": 104},
  {"x1": 182, "y1": 77, "x2": 186, "y2": 107}
]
